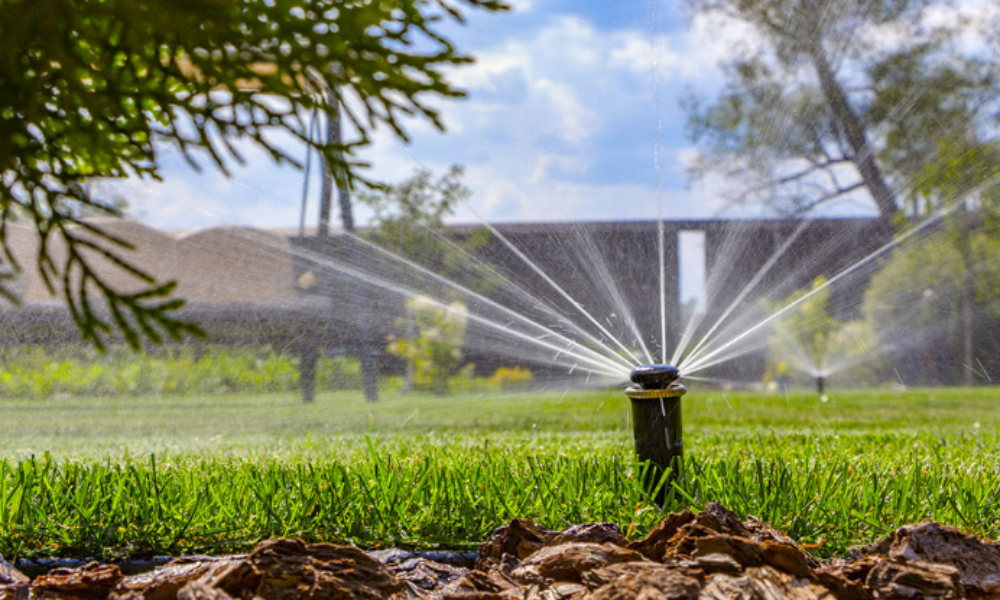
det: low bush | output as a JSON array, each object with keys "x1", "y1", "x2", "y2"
[
  {"x1": 489, "y1": 365, "x2": 534, "y2": 391},
  {"x1": 0, "y1": 345, "x2": 360, "y2": 398}
]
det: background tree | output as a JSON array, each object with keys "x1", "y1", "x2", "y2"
[
  {"x1": 358, "y1": 166, "x2": 489, "y2": 392},
  {"x1": 359, "y1": 166, "x2": 488, "y2": 266},
  {"x1": 0, "y1": 0, "x2": 508, "y2": 349},
  {"x1": 863, "y1": 226, "x2": 1000, "y2": 386},
  {"x1": 766, "y1": 276, "x2": 837, "y2": 392},
  {"x1": 684, "y1": 0, "x2": 999, "y2": 220},
  {"x1": 898, "y1": 138, "x2": 1000, "y2": 384},
  {"x1": 767, "y1": 276, "x2": 880, "y2": 390},
  {"x1": 387, "y1": 295, "x2": 469, "y2": 394},
  {"x1": 687, "y1": 0, "x2": 1000, "y2": 384}
]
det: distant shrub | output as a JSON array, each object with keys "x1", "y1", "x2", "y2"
[
  {"x1": 489, "y1": 365, "x2": 534, "y2": 391},
  {"x1": 447, "y1": 364, "x2": 490, "y2": 392},
  {"x1": 0, "y1": 345, "x2": 360, "y2": 399},
  {"x1": 387, "y1": 296, "x2": 468, "y2": 394}
]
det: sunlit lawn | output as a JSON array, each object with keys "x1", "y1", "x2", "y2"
[
  {"x1": 0, "y1": 385, "x2": 998, "y2": 559},
  {"x1": 1, "y1": 384, "x2": 996, "y2": 456}
]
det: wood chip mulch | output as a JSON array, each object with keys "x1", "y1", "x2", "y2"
[{"x1": 4, "y1": 503, "x2": 1000, "y2": 599}]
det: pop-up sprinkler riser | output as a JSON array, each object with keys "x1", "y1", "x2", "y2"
[{"x1": 625, "y1": 365, "x2": 686, "y2": 501}]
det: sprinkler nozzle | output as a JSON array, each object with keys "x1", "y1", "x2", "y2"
[{"x1": 629, "y1": 364, "x2": 681, "y2": 389}]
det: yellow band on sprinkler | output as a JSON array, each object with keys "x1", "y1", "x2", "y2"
[{"x1": 624, "y1": 384, "x2": 687, "y2": 400}]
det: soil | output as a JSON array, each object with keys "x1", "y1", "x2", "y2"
[{"x1": 4, "y1": 503, "x2": 1000, "y2": 599}]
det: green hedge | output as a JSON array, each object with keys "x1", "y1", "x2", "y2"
[{"x1": 0, "y1": 346, "x2": 360, "y2": 398}]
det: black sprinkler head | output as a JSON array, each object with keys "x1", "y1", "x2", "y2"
[
  {"x1": 630, "y1": 364, "x2": 681, "y2": 390},
  {"x1": 625, "y1": 364, "x2": 686, "y2": 504}
]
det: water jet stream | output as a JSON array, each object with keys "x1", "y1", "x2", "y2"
[
  {"x1": 350, "y1": 236, "x2": 634, "y2": 373},
  {"x1": 473, "y1": 218, "x2": 644, "y2": 367},
  {"x1": 293, "y1": 236, "x2": 630, "y2": 378},
  {"x1": 675, "y1": 219, "x2": 812, "y2": 368},
  {"x1": 566, "y1": 227, "x2": 655, "y2": 364},
  {"x1": 658, "y1": 220, "x2": 668, "y2": 365},
  {"x1": 679, "y1": 205, "x2": 957, "y2": 376},
  {"x1": 385, "y1": 221, "x2": 646, "y2": 370}
]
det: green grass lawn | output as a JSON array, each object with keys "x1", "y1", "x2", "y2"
[{"x1": 0, "y1": 385, "x2": 999, "y2": 559}]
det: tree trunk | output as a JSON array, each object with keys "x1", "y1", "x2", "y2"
[
  {"x1": 963, "y1": 267, "x2": 974, "y2": 386},
  {"x1": 809, "y1": 49, "x2": 898, "y2": 220},
  {"x1": 959, "y1": 210, "x2": 975, "y2": 386},
  {"x1": 299, "y1": 344, "x2": 319, "y2": 403},
  {"x1": 326, "y1": 97, "x2": 379, "y2": 402},
  {"x1": 317, "y1": 123, "x2": 333, "y2": 240}
]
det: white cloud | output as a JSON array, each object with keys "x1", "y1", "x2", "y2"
[
  {"x1": 534, "y1": 79, "x2": 597, "y2": 143},
  {"x1": 452, "y1": 52, "x2": 525, "y2": 90},
  {"x1": 676, "y1": 147, "x2": 701, "y2": 171},
  {"x1": 608, "y1": 35, "x2": 660, "y2": 74},
  {"x1": 607, "y1": 26, "x2": 740, "y2": 83},
  {"x1": 111, "y1": 6, "x2": 751, "y2": 232}
]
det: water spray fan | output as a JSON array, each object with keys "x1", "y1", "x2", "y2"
[{"x1": 625, "y1": 364, "x2": 685, "y2": 501}]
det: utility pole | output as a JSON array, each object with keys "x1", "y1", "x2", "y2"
[{"x1": 318, "y1": 92, "x2": 379, "y2": 401}]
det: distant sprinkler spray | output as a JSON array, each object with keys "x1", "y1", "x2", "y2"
[{"x1": 624, "y1": 364, "x2": 685, "y2": 503}]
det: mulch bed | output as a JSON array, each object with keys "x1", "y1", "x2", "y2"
[{"x1": 4, "y1": 503, "x2": 1000, "y2": 599}]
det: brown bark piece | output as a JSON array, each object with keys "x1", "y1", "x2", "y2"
[
  {"x1": 810, "y1": 561, "x2": 871, "y2": 600},
  {"x1": 630, "y1": 503, "x2": 814, "y2": 567},
  {"x1": 498, "y1": 582, "x2": 585, "y2": 600},
  {"x1": 759, "y1": 541, "x2": 817, "y2": 578},
  {"x1": 743, "y1": 515, "x2": 806, "y2": 547},
  {"x1": 693, "y1": 534, "x2": 817, "y2": 578},
  {"x1": 691, "y1": 536, "x2": 766, "y2": 569},
  {"x1": 628, "y1": 510, "x2": 696, "y2": 562},
  {"x1": 581, "y1": 562, "x2": 704, "y2": 590},
  {"x1": 446, "y1": 565, "x2": 522, "y2": 596},
  {"x1": 31, "y1": 563, "x2": 123, "y2": 600},
  {"x1": 194, "y1": 560, "x2": 259, "y2": 600},
  {"x1": 678, "y1": 552, "x2": 743, "y2": 576},
  {"x1": 386, "y1": 557, "x2": 466, "y2": 594},
  {"x1": 478, "y1": 521, "x2": 627, "y2": 572},
  {"x1": 694, "y1": 504, "x2": 756, "y2": 539},
  {"x1": 510, "y1": 543, "x2": 648, "y2": 585},
  {"x1": 0, "y1": 554, "x2": 29, "y2": 600},
  {"x1": 111, "y1": 559, "x2": 232, "y2": 600},
  {"x1": 859, "y1": 521, "x2": 1000, "y2": 594},
  {"x1": 0, "y1": 585, "x2": 27, "y2": 600},
  {"x1": 700, "y1": 566, "x2": 837, "y2": 600},
  {"x1": 441, "y1": 593, "x2": 504, "y2": 600},
  {"x1": 580, "y1": 563, "x2": 702, "y2": 600},
  {"x1": 478, "y1": 521, "x2": 553, "y2": 570},
  {"x1": 174, "y1": 581, "x2": 233, "y2": 600},
  {"x1": 445, "y1": 569, "x2": 511, "y2": 595},
  {"x1": 248, "y1": 538, "x2": 407, "y2": 599},
  {"x1": 864, "y1": 558, "x2": 961, "y2": 599},
  {"x1": 548, "y1": 524, "x2": 627, "y2": 549}
]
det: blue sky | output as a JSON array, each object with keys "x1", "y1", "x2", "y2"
[
  {"x1": 100, "y1": 0, "x2": 997, "y2": 232},
  {"x1": 101, "y1": 0, "x2": 770, "y2": 233},
  {"x1": 96, "y1": 0, "x2": 994, "y2": 303}
]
